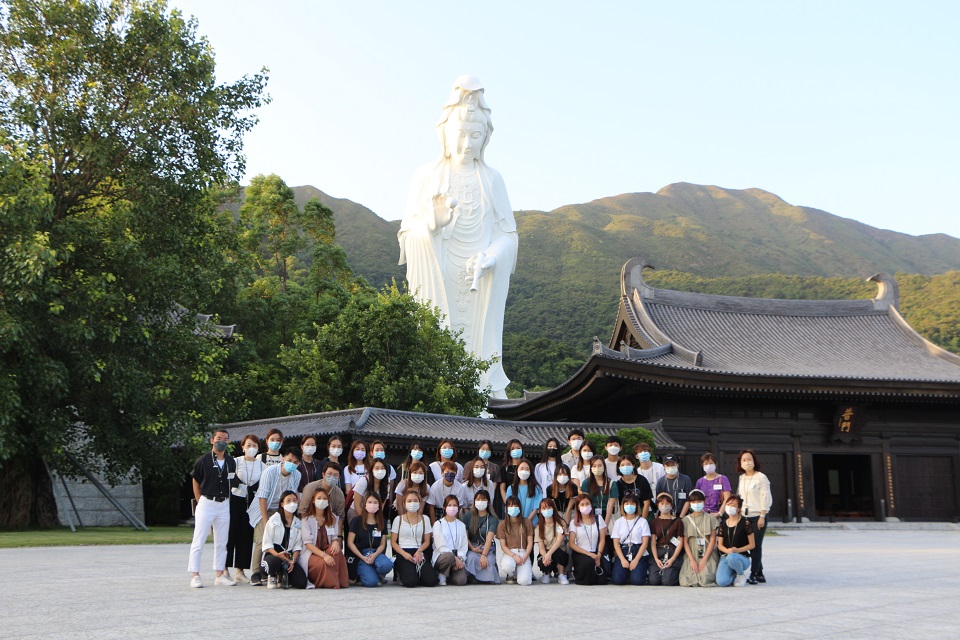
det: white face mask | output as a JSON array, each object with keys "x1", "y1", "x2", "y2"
[
  {"x1": 703, "y1": 464, "x2": 716, "y2": 474},
  {"x1": 725, "y1": 505, "x2": 739, "y2": 516},
  {"x1": 557, "y1": 475, "x2": 570, "y2": 485},
  {"x1": 244, "y1": 446, "x2": 258, "y2": 458},
  {"x1": 741, "y1": 459, "x2": 755, "y2": 470},
  {"x1": 373, "y1": 469, "x2": 387, "y2": 480},
  {"x1": 518, "y1": 470, "x2": 531, "y2": 480},
  {"x1": 658, "y1": 503, "x2": 672, "y2": 514},
  {"x1": 411, "y1": 473, "x2": 425, "y2": 484},
  {"x1": 406, "y1": 502, "x2": 420, "y2": 512},
  {"x1": 665, "y1": 466, "x2": 679, "y2": 477},
  {"x1": 473, "y1": 466, "x2": 486, "y2": 478},
  {"x1": 314, "y1": 499, "x2": 328, "y2": 510},
  {"x1": 581, "y1": 451, "x2": 594, "y2": 461},
  {"x1": 282, "y1": 502, "x2": 298, "y2": 513},
  {"x1": 607, "y1": 446, "x2": 620, "y2": 456},
  {"x1": 329, "y1": 447, "x2": 343, "y2": 457},
  {"x1": 571, "y1": 439, "x2": 583, "y2": 450},
  {"x1": 475, "y1": 501, "x2": 488, "y2": 511},
  {"x1": 303, "y1": 445, "x2": 317, "y2": 456}
]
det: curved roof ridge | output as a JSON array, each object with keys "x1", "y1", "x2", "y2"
[{"x1": 885, "y1": 305, "x2": 960, "y2": 367}]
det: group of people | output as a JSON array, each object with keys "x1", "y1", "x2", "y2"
[{"x1": 187, "y1": 428, "x2": 773, "y2": 590}]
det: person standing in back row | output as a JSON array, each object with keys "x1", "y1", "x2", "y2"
[
  {"x1": 187, "y1": 429, "x2": 238, "y2": 588},
  {"x1": 656, "y1": 455, "x2": 693, "y2": 518},
  {"x1": 736, "y1": 449, "x2": 772, "y2": 584}
]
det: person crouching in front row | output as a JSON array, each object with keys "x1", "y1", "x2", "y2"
[{"x1": 260, "y1": 491, "x2": 308, "y2": 589}]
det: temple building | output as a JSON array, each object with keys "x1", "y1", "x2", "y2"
[{"x1": 488, "y1": 258, "x2": 960, "y2": 522}]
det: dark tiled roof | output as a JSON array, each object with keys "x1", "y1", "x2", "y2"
[
  {"x1": 219, "y1": 407, "x2": 684, "y2": 450},
  {"x1": 614, "y1": 257, "x2": 960, "y2": 383}
]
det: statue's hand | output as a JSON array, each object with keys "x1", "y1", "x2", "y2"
[
  {"x1": 432, "y1": 193, "x2": 457, "y2": 229},
  {"x1": 466, "y1": 252, "x2": 496, "y2": 291}
]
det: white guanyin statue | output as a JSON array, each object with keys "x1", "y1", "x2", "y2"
[{"x1": 398, "y1": 75, "x2": 518, "y2": 399}]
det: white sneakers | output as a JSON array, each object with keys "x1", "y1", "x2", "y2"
[
  {"x1": 733, "y1": 573, "x2": 748, "y2": 587},
  {"x1": 540, "y1": 574, "x2": 551, "y2": 584},
  {"x1": 266, "y1": 576, "x2": 278, "y2": 589},
  {"x1": 233, "y1": 570, "x2": 249, "y2": 584},
  {"x1": 437, "y1": 574, "x2": 447, "y2": 586},
  {"x1": 189, "y1": 575, "x2": 202, "y2": 588},
  {"x1": 214, "y1": 573, "x2": 236, "y2": 586},
  {"x1": 558, "y1": 574, "x2": 570, "y2": 585}
]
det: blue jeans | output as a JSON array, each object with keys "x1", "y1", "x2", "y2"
[
  {"x1": 356, "y1": 549, "x2": 394, "y2": 587},
  {"x1": 611, "y1": 545, "x2": 649, "y2": 585},
  {"x1": 716, "y1": 553, "x2": 751, "y2": 586}
]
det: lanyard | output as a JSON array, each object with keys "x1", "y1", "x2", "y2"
[
  {"x1": 444, "y1": 519, "x2": 460, "y2": 555},
  {"x1": 724, "y1": 518, "x2": 741, "y2": 548},
  {"x1": 582, "y1": 518, "x2": 598, "y2": 552},
  {"x1": 622, "y1": 516, "x2": 641, "y2": 544}
]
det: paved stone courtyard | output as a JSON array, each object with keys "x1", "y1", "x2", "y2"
[{"x1": 1, "y1": 529, "x2": 957, "y2": 639}]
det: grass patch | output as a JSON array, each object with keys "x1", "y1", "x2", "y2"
[{"x1": 0, "y1": 526, "x2": 200, "y2": 548}]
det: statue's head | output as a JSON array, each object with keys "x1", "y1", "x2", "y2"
[{"x1": 437, "y1": 75, "x2": 493, "y2": 164}]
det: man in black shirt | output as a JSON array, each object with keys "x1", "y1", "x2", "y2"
[{"x1": 187, "y1": 429, "x2": 238, "y2": 588}]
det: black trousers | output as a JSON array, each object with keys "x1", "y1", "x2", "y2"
[
  {"x1": 571, "y1": 550, "x2": 608, "y2": 585},
  {"x1": 394, "y1": 547, "x2": 439, "y2": 588},
  {"x1": 648, "y1": 546, "x2": 683, "y2": 586},
  {"x1": 746, "y1": 516, "x2": 767, "y2": 576},
  {"x1": 261, "y1": 553, "x2": 308, "y2": 589},
  {"x1": 537, "y1": 548, "x2": 570, "y2": 575},
  {"x1": 225, "y1": 495, "x2": 253, "y2": 569}
]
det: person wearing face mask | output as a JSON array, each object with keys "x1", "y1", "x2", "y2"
[
  {"x1": 570, "y1": 440, "x2": 597, "y2": 489},
  {"x1": 225, "y1": 434, "x2": 264, "y2": 584},
  {"x1": 247, "y1": 449, "x2": 302, "y2": 586},
  {"x1": 296, "y1": 435, "x2": 323, "y2": 492},
  {"x1": 300, "y1": 463, "x2": 346, "y2": 524},
  {"x1": 344, "y1": 441, "x2": 368, "y2": 495},
  {"x1": 463, "y1": 457, "x2": 496, "y2": 507},
  {"x1": 603, "y1": 436, "x2": 623, "y2": 482},
  {"x1": 299, "y1": 488, "x2": 349, "y2": 589},
  {"x1": 615, "y1": 456, "x2": 653, "y2": 519},
  {"x1": 462, "y1": 489, "x2": 500, "y2": 584},
  {"x1": 695, "y1": 452, "x2": 732, "y2": 518},
  {"x1": 391, "y1": 490, "x2": 440, "y2": 588},
  {"x1": 400, "y1": 442, "x2": 426, "y2": 481},
  {"x1": 260, "y1": 491, "x2": 308, "y2": 589},
  {"x1": 349, "y1": 459, "x2": 392, "y2": 521},
  {"x1": 432, "y1": 495, "x2": 469, "y2": 585},
  {"x1": 635, "y1": 442, "x2": 665, "y2": 499},
  {"x1": 610, "y1": 495, "x2": 651, "y2": 586},
  {"x1": 715, "y1": 495, "x2": 755, "y2": 587},
  {"x1": 534, "y1": 438, "x2": 562, "y2": 494},
  {"x1": 679, "y1": 489, "x2": 718, "y2": 587},
  {"x1": 656, "y1": 455, "x2": 694, "y2": 518},
  {"x1": 561, "y1": 429, "x2": 585, "y2": 469},
  {"x1": 259, "y1": 428, "x2": 285, "y2": 467},
  {"x1": 394, "y1": 460, "x2": 429, "y2": 512},
  {"x1": 427, "y1": 460, "x2": 467, "y2": 522},
  {"x1": 535, "y1": 498, "x2": 570, "y2": 584},
  {"x1": 549, "y1": 464, "x2": 580, "y2": 523},
  {"x1": 499, "y1": 439, "x2": 524, "y2": 516},
  {"x1": 736, "y1": 449, "x2": 772, "y2": 584},
  {"x1": 505, "y1": 459, "x2": 543, "y2": 524},
  {"x1": 430, "y1": 440, "x2": 463, "y2": 484},
  {"x1": 187, "y1": 429, "x2": 238, "y2": 588},
  {"x1": 497, "y1": 496, "x2": 534, "y2": 585},
  {"x1": 649, "y1": 493, "x2": 684, "y2": 586},
  {"x1": 476, "y1": 439, "x2": 502, "y2": 491},
  {"x1": 347, "y1": 493, "x2": 394, "y2": 587},
  {"x1": 320, "y1": 436, "x2": 347, "y2": 493},
  {"x1": 581, "y1": 457, "x2": 619, "y2": 530},
  {"x1": 568, "y1": 494, "x2": 609, "y2": 585}
]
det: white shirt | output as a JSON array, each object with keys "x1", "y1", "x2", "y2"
[
  {"x1": 395, "y1": 478, "x2": 427, "y2": 497},
  {"x1": 737, "y1": 472, "x2": 773, "y2": 516},
  {"x1": 232, "y1": 456, "x2": 264, "y2": 498},
  {"x1": 344, "y1": 463, "x2": 366, "y2": 489},
  {"x1": 462, "y1": 478, "x2": 496, "y2": 505},
  {"x1": 639, "y1": 462, "x2": 666, "y2": 497},
  {"x1": 534, "y1": 461, "x2": 557, "y2": 493},
  {"x1": 426, "y1": 479, "x2": 468, "y2": 507},
  {"x1": 611, "y1": 515, "x2": 651, "y2": 549},
  {"x1": 392, "y1": 515, "x2": 431, "y2": 549},
  {"x1": 429, "y1": 460, "x2": 464, "y2": 483},
  {"x1": 604, "y1": 458, "x2": 621, "y2": 483},
  {"x1": 569, "y1": 517, "x2": 607, "y2": 553},
  {"x1": 432, "y1": 517, "x2": 468, "y2": 563},
  {"x1": 262, "y1": 512, "x2": 303, "y2": 553}
]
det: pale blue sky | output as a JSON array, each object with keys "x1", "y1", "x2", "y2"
[{"x1": 171, "y1": 0, "x2": 960, "y2": 239}]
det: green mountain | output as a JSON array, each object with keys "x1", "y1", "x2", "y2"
[{"x1": 287, "y1": 183, "x2": 960, "y2": 392}]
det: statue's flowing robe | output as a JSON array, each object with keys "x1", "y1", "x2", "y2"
[{"x1": 398, "y1": 159, "x2": 518, "y2": 398}]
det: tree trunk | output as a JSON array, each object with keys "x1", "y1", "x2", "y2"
[{"x1": 0, "y1": 457, "x2": 59, "y2": 529}]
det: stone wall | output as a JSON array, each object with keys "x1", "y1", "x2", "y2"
[{"x1": 52, "y1": 473, "x2": 146, "y2": 528}]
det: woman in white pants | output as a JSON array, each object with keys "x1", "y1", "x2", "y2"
[{"x1": 496, "y1": 496, "x2": 534, "y2": 585}]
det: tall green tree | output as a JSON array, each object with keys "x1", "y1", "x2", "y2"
[{"x1": 0, "y1": 0, "x2": 267, "y2": 527}]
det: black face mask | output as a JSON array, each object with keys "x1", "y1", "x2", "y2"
[
  {"x1": 546, "y1": 448, "x2": 559, "y2": 458},
  {"x1": 214, "y1": 441, "x2": 228, "y2": 453}
]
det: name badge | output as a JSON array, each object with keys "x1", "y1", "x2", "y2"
[
  {"x1": 373, "y1": 529, "x2": 382, "y2": 538},
  {"x1": 678, "y1": 492, "x2": 686, "y2": 500},
  {"x1": 228, "y1": 472, "x2": 236, "y2": 480},
  {"x1": 713, "y1": 483, "x2": 723, "y2": 490},
  {"x1": 670, "y1": 536, "x2": 680, "y2": 547},
  {"x1": 697, "y1": 537, "x2": 706, "y2": 546}
]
